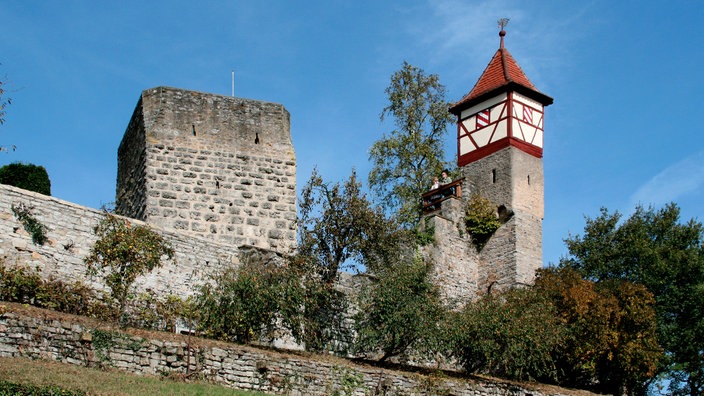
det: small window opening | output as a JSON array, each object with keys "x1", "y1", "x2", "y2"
[
  {"x1": 255, "y1": 132, "x2": 260, "y2": 144},
  {"x1": 192, "y1": 124, "x2": 197, "y2": 136},
  {"x1": 492, "y1": 169, "x2": 497, "y2": 183},
  {"x1": 527, "y1": 175, "x2": 531, "y2": 185}
]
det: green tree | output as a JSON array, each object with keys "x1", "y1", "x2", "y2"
[
  {"x1": 535, "y1": 267, "x2": 661, "y2": 395},
  {"x1": 368, "y1": 61, "x2": 453, "y2": 227},
  {"x1": 0, "y1": 162, "x2": 51, "y2": 195},
  {"x1": 196, "y1": 258, "x2": 298, "y2": 344},
  {"x1": 299, "y1": 168, "x2": 406, "y2": 280},
  {"x1": 450, "y1": 288, "x2": 565, "y2": 382},
  {"x1": 353, "y1": 257, "x2": 446, "y2": 362},
  {"x1": 298, "y1": 170, "x2": 419, "y2": 353},
  {"x1": 84, "y1": 214, "x2": 174, "y2": 320},
  {"x1": 560, "y1": 204, "x2": 704, "y2": 395}
]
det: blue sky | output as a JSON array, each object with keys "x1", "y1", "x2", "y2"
[{"x1": 2, "y1": 1, "x2": 702, "y2": 266}]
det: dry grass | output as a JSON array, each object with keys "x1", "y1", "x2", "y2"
[{"x1": 0, "y1": 356, "x2": 271, "y2": 396}]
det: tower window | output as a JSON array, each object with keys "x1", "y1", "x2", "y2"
[
  {"x1": 492, "y1": 169, "x2": 497, "y2": 183},
  {"x1": 255, "y1": 132, "x2": 260, "y2": 144},
  {"x1": 527, "y1": 175, "x2": 531, "y2": 185},
  {"x1": 192, "y1": 124, "x2": 197, "y2": 136}
]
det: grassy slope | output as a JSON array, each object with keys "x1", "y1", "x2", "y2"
[{"x1": 0, "y1": 357, "x2": 271, "y2": 396}]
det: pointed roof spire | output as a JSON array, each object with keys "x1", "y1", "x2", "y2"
[{"x1": 450, "y1": 20, "x2": 552, "y2": 114}]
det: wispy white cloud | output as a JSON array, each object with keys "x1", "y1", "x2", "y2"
[
  {"x1": 629, "y1": 150, "x2": 704, "y2": 210},
  {"x1": 409, "y1": 0, "x2": 600, "y2": 91}
]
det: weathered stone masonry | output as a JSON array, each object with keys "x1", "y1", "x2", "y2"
[
  {"x1": 0, "y1": 183, "x2": 237, "y2": 298},
  {"x1": 117, "y1": 87, "x2": 296, "y2": 254},
  {"x1": 0, "y1": 305, "x2": 590, "y2": 396}
]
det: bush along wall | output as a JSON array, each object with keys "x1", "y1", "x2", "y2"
[{"x1": 0, "y1": 162, "x2": 51, "y2": 195}]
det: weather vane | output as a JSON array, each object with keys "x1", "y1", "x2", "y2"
[{"x1": 497, "y1": 18, "x2": 510, "y2": 48}]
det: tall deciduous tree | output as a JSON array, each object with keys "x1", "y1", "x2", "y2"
[
  {"x1": 369, "y1": 61, "x2": 453, "y2": 227},
  {"x1": 298, "y1": 168, "x2": 408, "y2": 280},
  {"x1": 535, "y1": 267, "x2": 661, "y2": 395},
  {"x1": 560, "y1": 204, "x2": 704, "y2": 395}
]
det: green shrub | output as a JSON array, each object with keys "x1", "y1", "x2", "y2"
[
  {"x1": 128, "y1": 293, "x2": 192, "y2": 332},
  {"x1": 353, "y1": 257, "x2": 446, "y2": 361},
  {"x1": 0, "y1": 380, "x2": 85, "y2": 396},
  {"x1": 464, "y1": 194, "x2": 501, "y2": 250},
  {"x1": 0, "y1": 162, "x2": 51, "y2": 195},
  {"x1": 0, "y1": 262, "x2": 96, "y2": 315},
  {"x1": 195, "y1": 258, "x2": 304, "y2": 344},
  {"x1": 0, "y1": 263, "x2": 42, "y2": 304},
  {"x1": 450, "y1": 288, "x2": 565, "y2": 382},
  {"x1": 195, "y1": 249, "x2": 349, "y2": 349}
]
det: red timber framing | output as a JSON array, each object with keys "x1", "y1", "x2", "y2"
[{"x1": 456, "y1": 92, "x2": 544, "y2": 167}]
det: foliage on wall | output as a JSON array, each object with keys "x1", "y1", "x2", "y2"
[
  {"x1": 464, "y1": 194, "x2": 502, "y2": 250},
  {"x1": 11, "y1": 202, "x2": 48, "y2": 245}
]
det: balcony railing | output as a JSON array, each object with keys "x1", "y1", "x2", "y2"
[{"x1": 422, "y1": 178, "x2": 463, "y2": 213}]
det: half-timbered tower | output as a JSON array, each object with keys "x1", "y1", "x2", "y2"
[{"x1": 450, "y1": 27, "x2": 553, "y2": 291}]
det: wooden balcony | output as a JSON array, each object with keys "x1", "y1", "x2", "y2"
[{"x1": 422, "y1": 178, "x2": 463, "y2": 214}]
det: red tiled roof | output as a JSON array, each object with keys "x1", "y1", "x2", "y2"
[
  {"x1": 450, "y1": 27, "x2": 557, "y2": 114},
  {"x1": 451, "y1": 46, "x2": 536, "y2": 112}
]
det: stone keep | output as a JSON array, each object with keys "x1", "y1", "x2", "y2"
[
  {"x1": 116, "y1": 86, "x2": 296, "y2": 254},
  {"x1": 427, "y1": 29, "x2": 553, "y2": 300}
]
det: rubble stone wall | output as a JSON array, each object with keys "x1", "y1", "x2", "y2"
[
  {"x1": 0, "y1": 183, "x2": 238, "y2": 298},
  {"x1": 0, "y1": 306, "x2": 586, "y2": 396}
]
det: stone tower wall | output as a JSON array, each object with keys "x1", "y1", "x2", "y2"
[
  {"x1": 116, "y1": 100, "x2": 148, "y2": 220},
  {"x1": 450, "y1": 146, "x2": 544, "y2": 294},
  {"x1": 509, "y1": 148, "x2": 544, "y2": 219},
  {"x1": 460, "y1": 147, "x2": 543, "y2": 218},
  {"x1": 461, "y1": 148, "x2": 513, "y2": 209},
  {"x1": 116, "y1": 87, "x2": 297, "y2": 254},
  {"x1": 422, "y1": 198, "x2": 480, "y2": 306}
]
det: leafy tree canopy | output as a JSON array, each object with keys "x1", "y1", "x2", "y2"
[
  {"x1": 449, "y1": 267, "x2": 661, "y2": 394},
  {"x1": 298, "y1": 168, "x2": 410, "y2": 279},
  {"x1": 85, "y1": 213, "x2": 174, "y2": 320},
  {"x1": 368, "y1": 61, "x2": 454, "y2": 227},
  {"x1": 0, "y1": 162, "x2": 51, "y2": 195},
  {"x1": 353, "y1": 257, "x2": 446, "y2": 362},
  {"x1": 560, "y1": 203, "x2": 704, "y2": 395},
  {"x1": 535, "y1": 267, "x2": 661, "y2": 395}
]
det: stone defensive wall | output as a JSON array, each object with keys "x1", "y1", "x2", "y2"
[
  {"x1": 0, "y1": 304, "x2": 591, "y2": 396},
  {"x1": 0, "y1": 183, "x2": 240, "y2": 298}
]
